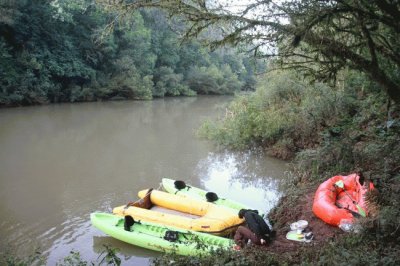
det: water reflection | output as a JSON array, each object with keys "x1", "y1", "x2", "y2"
[
  {"x1": 92, "y1": 236, "x2": 157, "y2": 263},
  {"x1": 197, "y1": 149, "x2": 285, "y2": 214}
]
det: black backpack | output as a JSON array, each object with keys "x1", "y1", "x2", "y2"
[{"x1": 245, "y1": 211, "x2": 271, "y2": 237}]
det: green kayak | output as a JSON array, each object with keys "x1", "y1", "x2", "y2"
[
  {"x1": 162, "y1": 178, "x2": 265, "y2": 217},
  {"x1": 90, "y1": 212, "x2": 234, "y2": 256}
]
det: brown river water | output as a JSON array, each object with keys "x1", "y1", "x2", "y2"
[{"x1": 0, "y1": 96, "x2": 288, "y2": 265}]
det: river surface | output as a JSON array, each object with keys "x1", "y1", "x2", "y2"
[{"x1": 0, "y1": 96, "x2": 288, "y2": 265}]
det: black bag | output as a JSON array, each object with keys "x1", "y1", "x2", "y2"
[{"x1": 164, "y1": 230, "x2": 179, "y2": 242}]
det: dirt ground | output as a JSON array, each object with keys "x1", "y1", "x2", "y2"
[{"x1": 265, "y1": 186, "x2": 344, "y2": 254}]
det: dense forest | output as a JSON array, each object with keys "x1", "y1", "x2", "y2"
[{"x1": 0, "y1": 0, "x2": 260, "y2": 107}]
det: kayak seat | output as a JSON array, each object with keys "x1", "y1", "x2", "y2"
[
  {"x1": 206, "y1": 192, "x2": 219, "y2": 202},
  {"x1": 124, "y1": 215, "x2": 135, "y2": 231}
]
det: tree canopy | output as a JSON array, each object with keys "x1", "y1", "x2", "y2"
[
  {"x1": 0, "y1": 0, "x2": 260, "y2": 106},
  {"x1": 101, "y1": 0, "x2": 400, "y2": 103}
]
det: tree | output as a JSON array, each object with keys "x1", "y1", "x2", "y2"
[
  {"x1": 0, "y1": 1, "x2": 262, "y2": 106},
  {"x1": 153, "y1": 66, "x2": 194, "y2": 96},
  {"x1": 98, "y1": 0, "x2": 400, "y2": 103},
  {"x1": 187, "y1": 64, "x2": 241, "y2": 94},
  {"x1": 0, "y1": 0, "x2": 95, "y2": 104},
  {"x1": 114, "y1": 11, "x2": 156, "y2": 76}
]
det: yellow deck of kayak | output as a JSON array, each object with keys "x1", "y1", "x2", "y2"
[{"x1": 113, "y1": 189, "x2": 243, "y2": 235}]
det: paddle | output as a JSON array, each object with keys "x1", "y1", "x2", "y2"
[
  {"x1": 335, "y1": 202, "x2": 362, "y2": 218},
  {"x1": 334, "y1": 180, "x2": 366, "y2": 217}
]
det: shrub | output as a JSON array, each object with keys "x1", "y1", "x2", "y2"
[{"x1": 198, "y1": 70, "x2": 344, "y2": 154}]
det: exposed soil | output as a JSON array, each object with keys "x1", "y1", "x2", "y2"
[{"x1": 265, "y1": 186, "x2": 344, "y2": 254}]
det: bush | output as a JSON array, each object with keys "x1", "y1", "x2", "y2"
[{"x1": 198, "y1": 70, "x2": 344, "y2": 153}]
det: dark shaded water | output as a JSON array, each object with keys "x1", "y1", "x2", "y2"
[{"x1": 0, "y1": 96, "x2": 287, "y2": 264}]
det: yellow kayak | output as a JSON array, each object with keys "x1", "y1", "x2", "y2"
[{"x1": 113, "y1": 189, "x2": 243, "y2": 235}]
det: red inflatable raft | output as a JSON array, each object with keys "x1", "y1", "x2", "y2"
[{"x1": 312, "y1": 174, "x2": 374, "y2": 226}]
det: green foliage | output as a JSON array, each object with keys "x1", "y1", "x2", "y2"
[
  {"x1": 175, "y1": 41, "x2": 211, "y2": 76},
  {"x1": 114, "y1": 11, "x2": 156, "y2": 76},
  {"x1": 198, "y1": 70, "x2": 342, "y2": 153},
  {"x1": 153, "y1": 247, "x2": 284, "y2": 266},
  {"x1": 114, "y1": 0, "x2": 400, "y2": 102},
  {"x1": 0, "y1": 0, "x2": 95, "y2": 105},
  {"x1": 57, "y1": 251, "x2": 89, "y2": 266},
  {"x1": 153, "y1": 66, "x2": 195, "y2": 97},
  {"x1": 298, "y1": 233, "x2": 400, "y2": 266},
  {"x1": 70, "y1": 85, "x2": 95, "y2": 102},
  {"x1": 0, "y1": 2, "x2": 257, "y2": 106},
  {"x1": 97, "y1": 245, "x2": 121, "y2": 266},
  {"x1": 187, "y1": 64, "x2": 242, "y2": 95},
  {"x1": 55, "y1": 245, "x2": 120, "y2": 266},
  {"x1": 107, "y1": 63, "x2": 153, "y2": 100},
  {"x1": 293, "y1": 81, "x2": 396, "y2": 181},
  {"x1": 1, "y1": 245, "x2": 122, "y2": 266},
  {"x1": 1, "y1": 248, "x2": 45, "y2": 266},
  {"x1": 0, "y1": 38, "x2": 19, "y2": 105}
]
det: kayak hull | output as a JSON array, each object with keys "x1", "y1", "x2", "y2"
[{"x1": 91, "y1": 212, "x2": 234, "y2": 256}]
